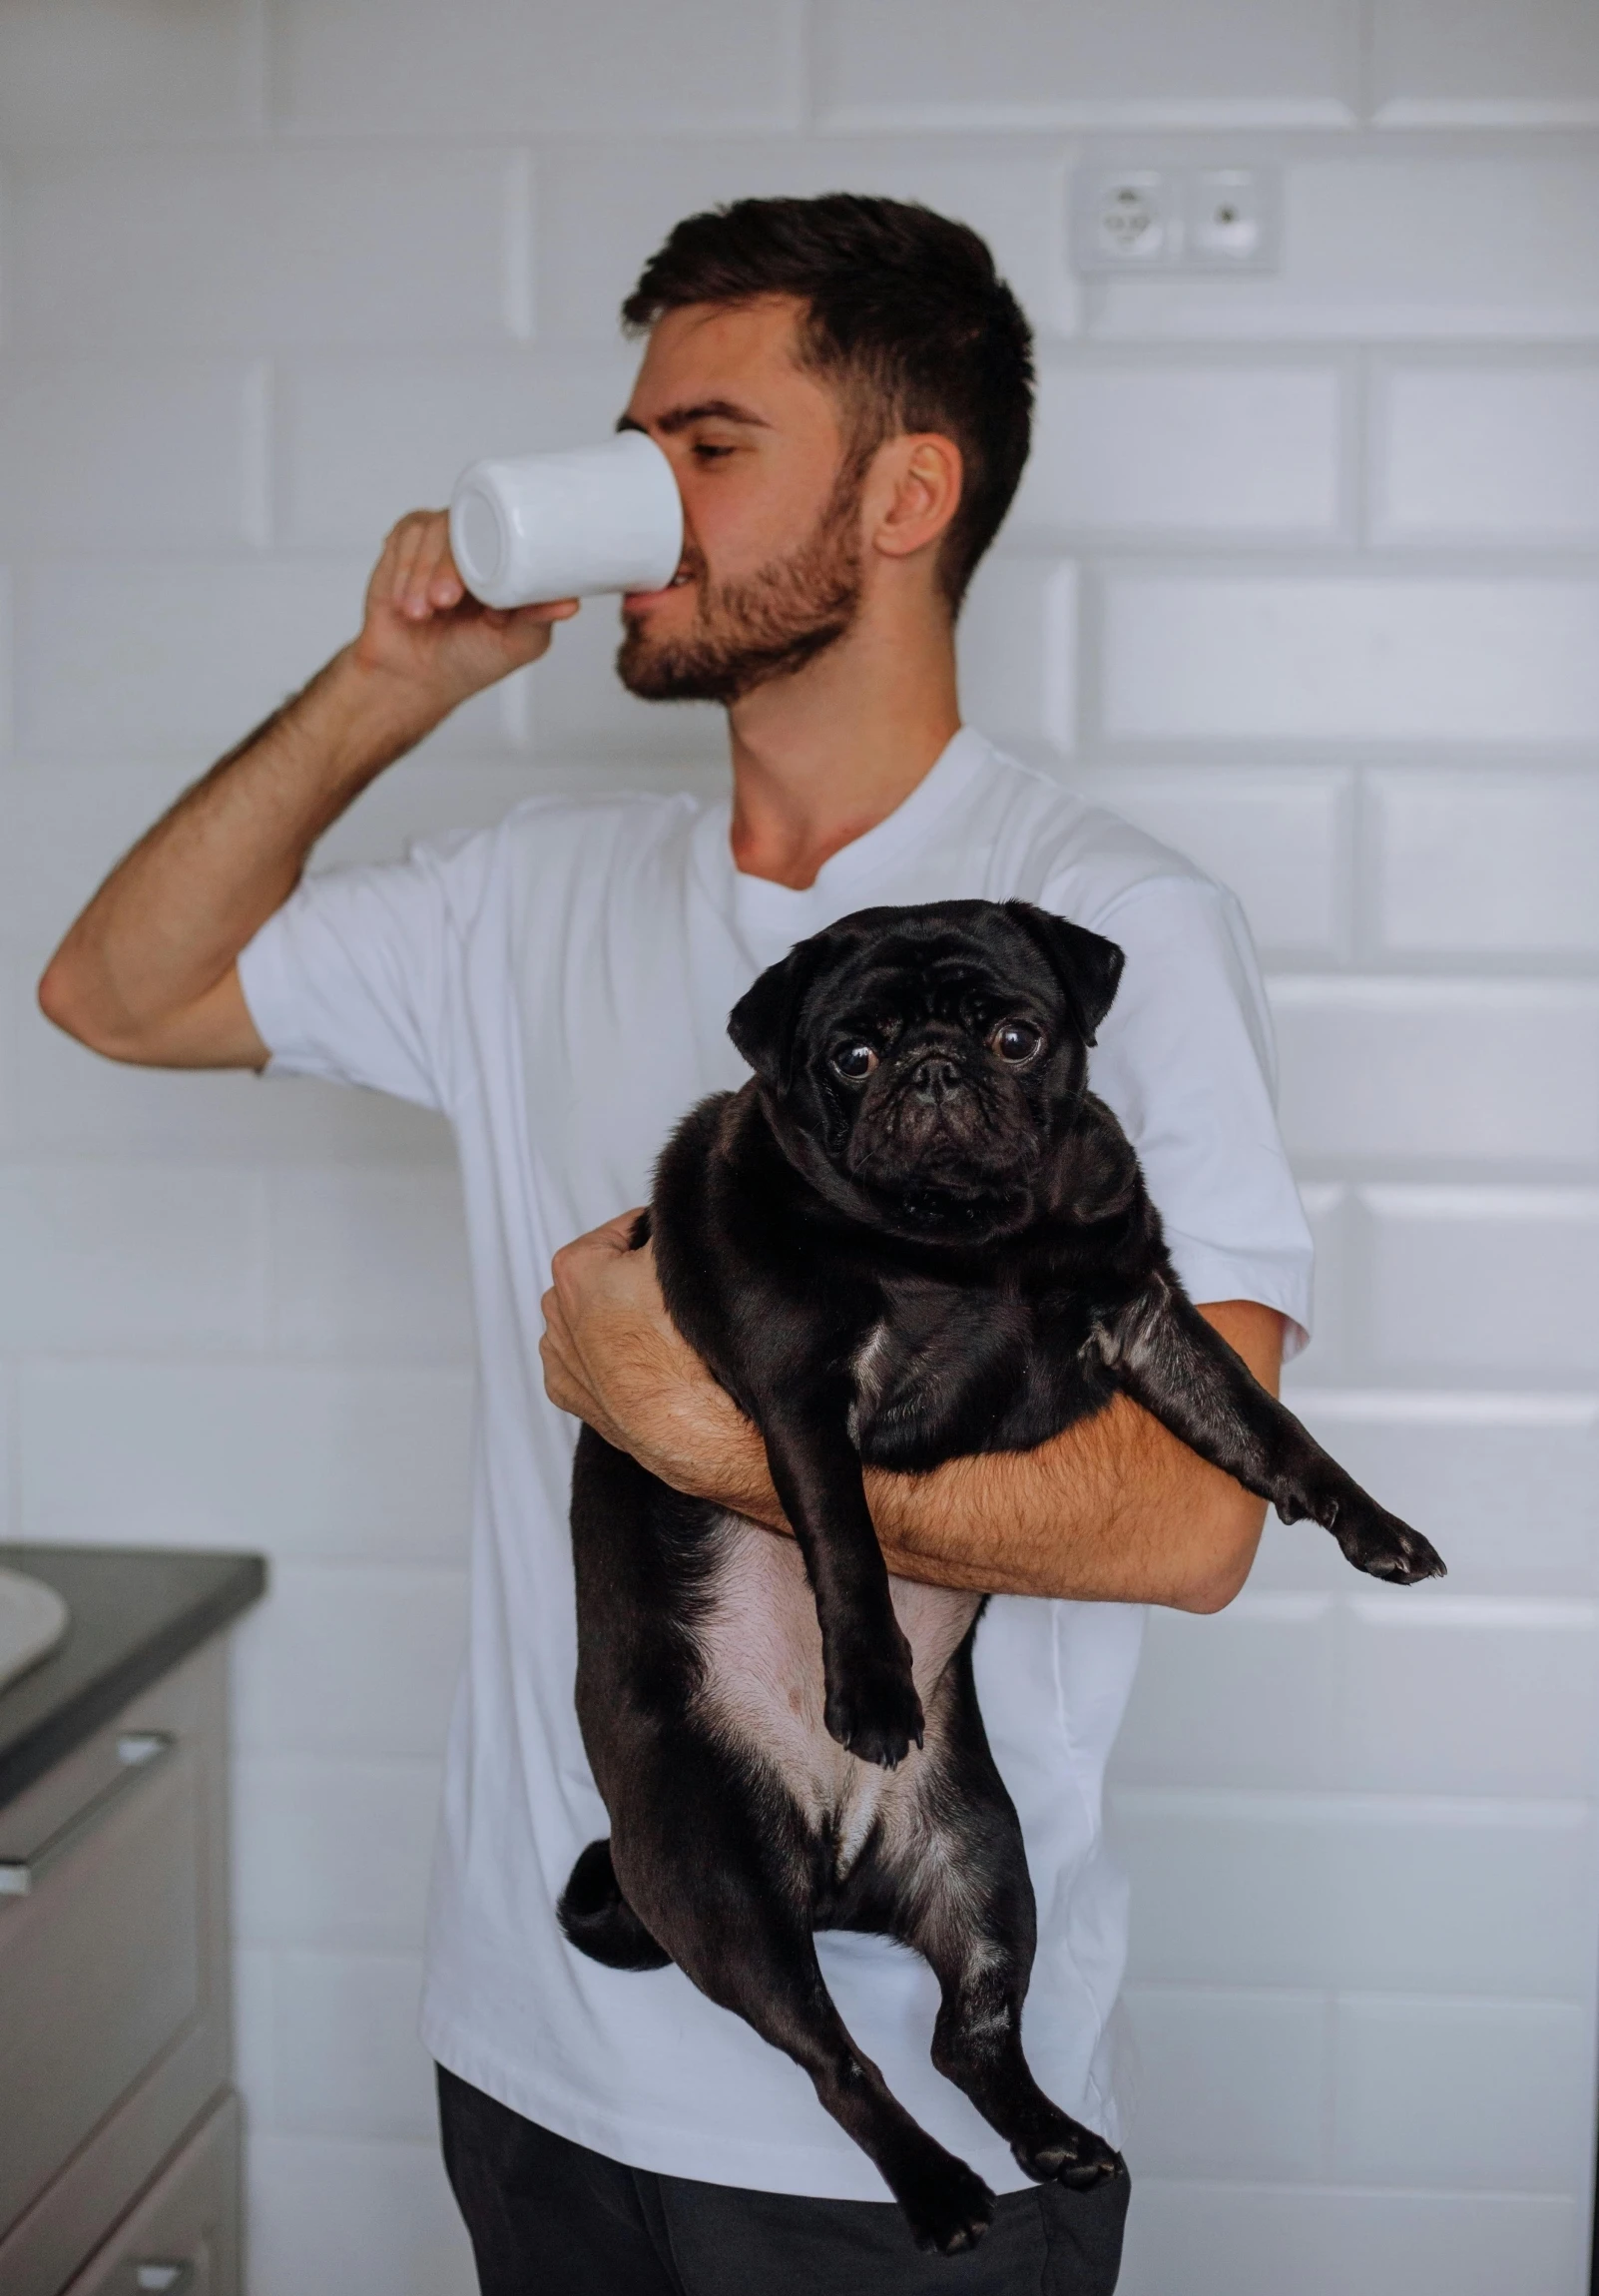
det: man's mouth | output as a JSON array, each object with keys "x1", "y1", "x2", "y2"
[{"x1": 622, "y1": 563, "x2": 696, "y2": 612}]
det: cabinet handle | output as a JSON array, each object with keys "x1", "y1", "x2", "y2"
[{"x1": 0, "y1": 1732, "x2": 176, "y2": 1898}]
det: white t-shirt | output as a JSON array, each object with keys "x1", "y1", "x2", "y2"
[{"x1": 238, "y1": 726, "x2": 1313, "y2": 2201}]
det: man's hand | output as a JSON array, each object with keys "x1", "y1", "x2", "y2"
[
  {"x1": 539, "y1": 1214, "x2": 780, "y2": 1522},
  {"x1": 352, "y1": 509, "x2": 579, "y2": 734},
  {"x1": 538, "y1": 1212, "x2": 1284, "y2": 1610}
]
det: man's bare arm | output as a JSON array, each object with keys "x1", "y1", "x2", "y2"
[
  {"x1": 38, "y1": 512, "x2": 576, "y2": 1070},
  {"x1": 540, "y1": 1215, "x2": 1283, "y2": 1615}
]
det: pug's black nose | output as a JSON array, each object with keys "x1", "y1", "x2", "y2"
[{"x1": 909, "y1": 1054, "x2": 962, "y2": 1104}]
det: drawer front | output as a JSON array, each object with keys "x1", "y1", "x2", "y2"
[
  {"x1": 62, "y1": 2091, "x2": 241, "y2": 2296},
  {"x1": 0, "y1": 1641, "x2": 231, "y2": 2296}
]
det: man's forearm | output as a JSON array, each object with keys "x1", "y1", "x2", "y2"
[
  {"x1": 39, "y1": 646, "x2": 427, "y2": 1062},
  {"x1": 563, "y1": 1264, "x2": 1284, "y2": 1612},
  {"x1": 39, "y1": 508, "x2": 572, "y2": 1069}
]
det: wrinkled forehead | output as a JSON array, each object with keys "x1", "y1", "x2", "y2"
[{"x1": 810, "y1": 917, "x2": 1061, "y2": 1025}]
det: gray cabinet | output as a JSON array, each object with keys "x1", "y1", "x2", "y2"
[{"x1": 0, "y1": 1637, "x2": 244, "y2": 2296}]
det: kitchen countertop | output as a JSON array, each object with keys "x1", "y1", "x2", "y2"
[{"x1": 0, "y1": 1544, "x2": 266, "y2": 1810}]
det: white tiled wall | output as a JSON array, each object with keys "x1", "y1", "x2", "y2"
[{"x1": 2, "y1": 5, "x2": 1596, "y2": 2292}]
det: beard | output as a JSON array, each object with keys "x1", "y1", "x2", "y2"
[{"x1": 616, "y1": 459, "x2": 865, "y2": 707}]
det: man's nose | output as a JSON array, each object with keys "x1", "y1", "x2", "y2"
[{"x1": 909, "y1": 1053, "x2": 962, "y2": 1103}]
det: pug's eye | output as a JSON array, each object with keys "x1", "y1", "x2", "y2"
[
  {"x1": 991, "y1": 1020, "x2": 1043, "y2": 1066},
  {"x1": 829, "y1": 1042, "x2": 878, "y2": 1082}
]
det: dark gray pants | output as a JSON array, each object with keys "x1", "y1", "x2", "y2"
[{"x1": 438, "y1": 2064, "x2": 1128, "y2": 2296}]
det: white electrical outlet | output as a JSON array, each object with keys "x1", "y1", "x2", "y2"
[{"x1": 1072, "y1": 165, "x2": 1280, "y2": 275}]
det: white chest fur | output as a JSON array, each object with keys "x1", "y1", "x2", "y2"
[{"x1": 692, "y1": 1511, "x2": 982, "y2": 1877}]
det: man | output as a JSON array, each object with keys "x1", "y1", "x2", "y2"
[{"x1": 41, "y1": 196, "x2": 1310, "y2": 2294}]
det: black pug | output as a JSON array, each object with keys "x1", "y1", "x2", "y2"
[{"x1": 559, "y1": 898, "x2": 1443, "y2": 2256}]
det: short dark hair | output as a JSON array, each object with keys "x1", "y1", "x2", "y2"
[{"x1": 621, "y1": 194, "x2": 1035, "y2": 613}]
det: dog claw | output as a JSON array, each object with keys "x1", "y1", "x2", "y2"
[
  {"x1": 1336, "y1": 1507, "x2": 1446, "y2": 1586},
  {"x1": 1015, "y1": 2113, "x2": 1125, "y2": 2190}
]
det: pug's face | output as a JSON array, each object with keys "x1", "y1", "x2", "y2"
[{"x1": 729, "y1": 901, "x2": 1124, "y2": 1242}]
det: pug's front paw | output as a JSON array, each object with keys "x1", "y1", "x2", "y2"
[
  {"x1": 1336, "y1": 1503, "x2": 1446, "y2": 1585},
  {"x1": 824, "y1": 1654, "x2": 925, "y2": 1769}
]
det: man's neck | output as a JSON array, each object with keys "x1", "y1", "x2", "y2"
[{"x1": 725, "y1": 606, "x2": 961, "y2": 890}]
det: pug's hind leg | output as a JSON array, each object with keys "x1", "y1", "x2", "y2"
[
  {"x1": 679, "y1": 1899, "x2": 994, "y2": 2256},
  {"x1": 896, "y1": 1792, "x2": 1124, "y2": 2191}
]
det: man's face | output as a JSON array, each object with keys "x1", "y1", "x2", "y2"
[{"x1": 615, "y1": 297, "x2": 869, "y2": 706}]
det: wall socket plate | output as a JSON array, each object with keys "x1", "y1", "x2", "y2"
[{"x1": 1071, "y1": 165, "x2": 1282, "y2": 275}]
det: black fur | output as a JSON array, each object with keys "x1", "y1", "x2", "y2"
[{"x1": 560, "y1": 898, "x2": 1443, "y2": 2254}]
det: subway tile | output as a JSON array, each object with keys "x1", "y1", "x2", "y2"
[
  {"x1": 249, "y1": 2133, "x2": 475, "y2": 2296},
  {"x1": 274, "y1": 0, "x2": 803, "y2": 135},
  {"x1": 1101, "y1": 575, "x2": 1599, "y2": 745},
  {"x1": 1016, "y1": 364, "x2": 1342, "y2": 535},
  {"x1": 958, "y1": 560, "x2": 1077, "y2": 756},
  {"x1": 1369, "y1": 769, "x2": 1599, "y2": 959},
  {"x1": 1270, "y1": 979, "x2": 1599, "y2": 1167},
  {"x1": 1073, "y1": 767, "x2": 1350, "y2": 963},
  {"x1": 1373, "y1": 362, "x2": 1599, "y2": 543},
  {"x1": 1092, "y1": 160, "x2": 1599, "y2": 341},
  {"x1": 0, "y1": 360, "x2": 259, "y2": 551},
  {"x1": 1120, "y1": 2182, "x2": 1582, "y2": 2296},
  {"x1": 1363, "y1": 1185, "x2": 1599, "y2": 1380},
  {"x1": 1293, "y1": 1183, "x2": 1351, "y2": 1382},
  {"x1": 267, "y1": 1169, "x2": 475, "y2": 1362},
  {"x1": 1110, "y1": 1597, "x2": 1336, "y2": 1791},
  {"x1": 277, "y1": 350, "x2": 637, "y2": 550},
  {"x1": 814, "y1": 0, "x2": 1355, "y2": 127},
  {"x1": 1332, "y1": 1995, "x2": 1592, "y2": 2190},
  {"x1": 13, "y1": 561, "x2": 366, "y2": 757},
  {"x1": 7, "y1": 149, "x2": 521, "y2": 351},
  {"x1": 310, "y1": 758, "x2": 580, "y2": 869},
  {"x1": 1341, "y1": 1596, "x2": 1599, "y2": 1797},
  {"x1": 0, "y1": 763, "x2": 196, "y2": 956},
  {"x1": 1112, "y1": 1789, "x2": 1597, "y2": 1996},
  {"x1": 230, "y1": 1563, "x2": 467, "y2": 1758},
  {"x1": 538, "y1": 147, "x2": 1080, "y2": 344},
  {"x1": 0, "y1": 0, "x2": 261, "y2": 144},
  {"x1": 1122, "y1": 1988, "x2": 1327, "y2": 2180},
  {"x1": 234, "y1": 1758, "x2": 442, "y2": 1951},
  {"x1": 1372, "y1": 0, "x2": 1599, "y2": 125},
  {"x1": 270, "y1": 1949, "x2": 436, "y2": 2140},
  {"x1": 234, "y1": 1946, "x2": 276, "y2": 2131},
  {"x1": 1259, "y1": 1394, "x2": 1599, "y2": 1597},
  {"x1": 0, "y1": 1164, "x2": 266, "y2": 1352},
  {"x1": 18, "y1": 1361, "x2": 473, "y2": 1562}
]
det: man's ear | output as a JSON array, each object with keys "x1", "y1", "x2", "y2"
[
  {"x1": 729, "y1": 938, "x2": 827, "y2": 1091},
  {"x1": 1005, "y1": 903, "x2": 1125, "y2": 1046}
]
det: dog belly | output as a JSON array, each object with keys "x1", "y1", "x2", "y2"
[{"x1": 692, "y1": 1512, "x2": 982, "y2": 1876}]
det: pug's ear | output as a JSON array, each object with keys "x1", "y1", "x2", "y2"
[
  {"x1": 729, "y1": 937, "x2": 829, "y2": 1092},
  {"x1": 1005, "y1": 903, "x2": 1125, "y2": 1046}
]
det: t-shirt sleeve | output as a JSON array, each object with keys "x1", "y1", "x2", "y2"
[
  {"x1": 1075, "y1": 873, "x2": 1315, "y2": 1358},
  {"x1": 237, "y1": 827, "x2": 495, "y2": 1115}
]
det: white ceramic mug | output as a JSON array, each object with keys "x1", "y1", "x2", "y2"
[{"x1": 448, "y1": 432, "x2": 684, "y2": 609}]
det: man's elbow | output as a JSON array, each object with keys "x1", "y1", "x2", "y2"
[
  {"x1": 38, "y1": 954, "x2": 127, "y2": 1059},
  {"x1": 1171, "y1": 1489, "x2": 1267, "y2": 1614}
]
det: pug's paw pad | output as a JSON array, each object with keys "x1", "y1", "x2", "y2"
[{"x1": 1018, "y1": 2116, "x2": 1125, "y2": 2190}]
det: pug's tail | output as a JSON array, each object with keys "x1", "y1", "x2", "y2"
[{"x1": 558, "y1": 1839, "x2": 672, "y2": 1972}]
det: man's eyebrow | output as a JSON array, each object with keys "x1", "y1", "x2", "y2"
[{"x1": 615, "y1": 399, "x2": 772, "y2": 436}]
